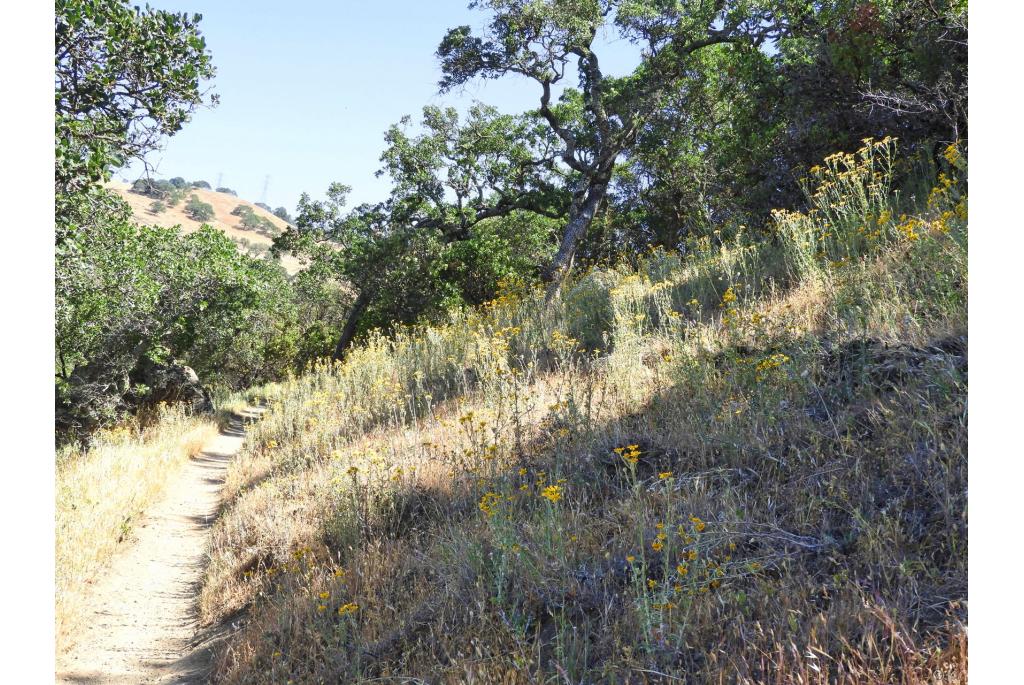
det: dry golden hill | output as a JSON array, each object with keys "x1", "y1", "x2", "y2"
[{"x1": 108, "y1": 181, "x2": 303, "y2": 274}]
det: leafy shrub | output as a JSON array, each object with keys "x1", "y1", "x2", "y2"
[
  {"x1": 149, "y1": 200, "x2": 166, "y2": 214},
  {"x1": 131, "y1": 178, "x2": 175, "y2": 199},
  {"x1": 216, "y1": 186, "x2": 237, "y2": 196},
  {"x1": 185, "y1": 194, "x2": 215, "y2": 222},
  {"x1": 169, "y1": 176, "x2": 187, "y2": 189},
  {"x1": 191, "y1": 180, "x2": 211, "y2": 189},
  {"x1": 233, "y1": 204, "x2": 278, "y2": 234},
  {"x1": 273, "y1": 206, "x2": 292, "y2": 223},
  {"x1": 56, "y1": 191, "x2": 318, "y2": 439}
]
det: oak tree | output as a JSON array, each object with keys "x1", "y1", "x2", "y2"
[{"x1": 437, "y1": 0, "x2": 784, "y2": 294}]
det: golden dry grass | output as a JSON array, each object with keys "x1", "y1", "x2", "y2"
[
  {"x1": 55, "y1": 407, "x2": 218, "y2": 651},
  {"x1": 197, "y1": 141, "x2": 968, "y2": 683}
]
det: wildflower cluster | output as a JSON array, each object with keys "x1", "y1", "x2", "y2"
[
  {"x1": 755, "y1": 353, "x2": 790, "y2": 382},
  {"x1": 337, "y1": 602, "x2": 359, "y2": 616},
  {"x1": 720, "y1": 285, "x2": 742, "y2": 329},
  {"x1": 549, "y1": 330, "x2": 580, "y2": 356},
  {"x1": 540, "y1": 484, "x2": 563, "y2": 504},
  {"x1": 614, "y1": 444, "x2": 642, "y2": 466},
  {"x1": 942, "y1": 141, "x2": 964, "y2": 169},
  {"x1": 479, "y1": 491, "x2": 502, "y2": 517},
  {"x1": 774, "y1": 137, "x2": 902, "y2": 271}
]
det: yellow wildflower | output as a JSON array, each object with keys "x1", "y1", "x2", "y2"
[
  {"x1": 478, "y1": 492, "x2": 502, "y2": 517},
  {"x1": 540, "y1": 485, "x2": 563, "y2": 504}
]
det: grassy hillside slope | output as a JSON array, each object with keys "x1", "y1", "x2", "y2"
[
  {"x1": 200, "y1": 140, "x2": 967, "y2": 683},
  {"x1": 107, "y1": 182, "x2": 302, "y2": 274}
]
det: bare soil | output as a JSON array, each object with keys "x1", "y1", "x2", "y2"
[{"x1": 56, "y1": 410, "x2": 260, "y2": 684}]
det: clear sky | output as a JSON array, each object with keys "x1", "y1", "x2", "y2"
[{"x1": 121, "y1": 0, "x2": 642, "y2": 212}]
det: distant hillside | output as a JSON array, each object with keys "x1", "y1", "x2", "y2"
[{"x1": 108, "y1": 181, "x2": 302, "y2": 274}]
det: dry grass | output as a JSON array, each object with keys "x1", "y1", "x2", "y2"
[
  {"x1": 199, "y1": 141, "x2": 967, "y2": 683},
  {"x1": 55, "y1": 406, "x2": 218, "y2": 651}
]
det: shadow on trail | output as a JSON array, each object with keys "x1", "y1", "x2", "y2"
[{"x1": 160, "y1": 408, "x2": 263, "y2": 684}]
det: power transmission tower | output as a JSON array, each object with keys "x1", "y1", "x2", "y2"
[
  {"x1": 261, "y1": 175, "x2": 270, "y2": 205},
  {"x1": 216, "y1": 172, "x2": 223, "y2": 189}
]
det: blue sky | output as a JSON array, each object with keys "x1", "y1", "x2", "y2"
[{"x1": 121, "y1": 1, "x2": 642, "y2": 212}]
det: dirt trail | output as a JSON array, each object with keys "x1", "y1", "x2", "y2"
[{"x1": 56, "y1": 409, "x2": 260, "y2": 684}]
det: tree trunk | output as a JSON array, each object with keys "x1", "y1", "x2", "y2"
[
  {"x1": 543, "y1": 173, "x2": 611, "y2": 302},
  {"x1": 332, "y1": 290, "x2": 373, "y2": 361}
]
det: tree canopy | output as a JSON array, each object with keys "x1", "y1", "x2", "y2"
[
  {"x1": 54, "y1": 0, "x2": 967, "y2": 439},
  {"x1": 275, "y1": 104, "x2": 567, "y2": 357},
  {"x1": 437, "y1": 0, "x2": 787, "y2": 287},
  {"x1": 54, "y1": 0, "x2": 334, "y2": 441},
  {"x1": 55, "y1": 0, "x2": 216, "y2": 196}
]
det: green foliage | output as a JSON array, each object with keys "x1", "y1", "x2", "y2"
[
  {"x1": 604, "y1": 44, "x2": 784, "y2": 254},
  {"x1": 56, "y1": 190, "x2": 304, "y2": 434},
  {"x1": 185, "y1": 194, "x2": 215, "y2": 222},
  {"x1": 216, "y1": 186, "x2": 237, "y2": 196},
  {"x1": 441, "y1": 212, "x2": 557, "y2": 305},
  {"x1": 55, "y1": 0, "x2": 216, "y2": 195},
  {"x1": 273, "y1": 206, "x2": 292, "y2": 223},
  {"x1": 56, "y1": 189, "x2": 352, "y2": 439},
  {"x1": 149, "y1": 200, "x2": 166, "y2": 214},
  {"x1": 191, "y1": 179, "x2": 211, "y2": 189},
  {"x1": 232, "y1": 204, "x2": 279, "y2": 234},
  {"x1": 437, "y1": 0, "x2": 787, "y2": 281},
  {"x1": 169, "y1": 176, "x2": 188, "y2": 189},
  {"x1": 275, "y1": 104, "x2": 567, "y2": 354},
  {"x1": 770, "y1": 0, "x2": 967, "y2": 190},
  {"x1": 131, "y1": 178, "x2": 176, "y2": 199}
]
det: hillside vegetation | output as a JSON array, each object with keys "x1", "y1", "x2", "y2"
[
  {"x1": 108, "y1": 182, "x2": 303, "y2": 274},
  {"x1": 55, "y1": 1, "x2": 968, "y2": 680},
  {"x1": 200, "y1": 140, "x2": 967, "y2": 683}
]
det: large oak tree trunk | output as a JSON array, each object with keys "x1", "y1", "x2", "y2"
[
  {"x1": 543, "y1": 171, "x2": 612, "y2": 302},
  {"x1": 332, "y1": 290, "x2": 373, "y2": 361}
]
